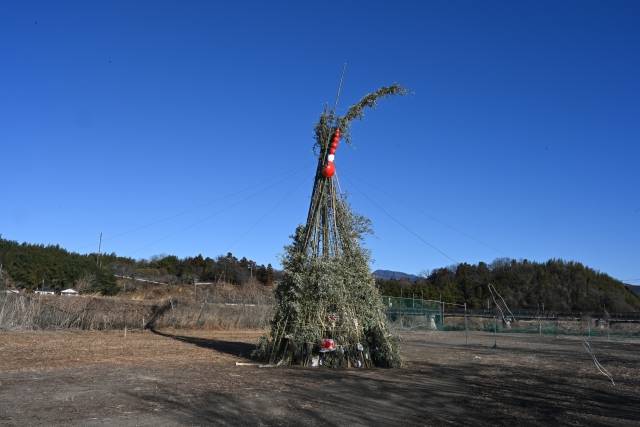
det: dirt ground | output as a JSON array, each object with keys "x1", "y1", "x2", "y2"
[{"x1": 1, "y1": 329, "x2": 639, "y2": 426}]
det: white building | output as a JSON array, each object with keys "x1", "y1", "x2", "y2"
[
  {"x1": 34, "y1": 289, "x2": 55, "y2": 295},
  {"x1": 61, "y1": 288, "x2": 79, "y2": 296}
]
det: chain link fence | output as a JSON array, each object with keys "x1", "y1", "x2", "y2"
[{"x1": 384, "y1": 296, "x2": 640, "y2": 342}]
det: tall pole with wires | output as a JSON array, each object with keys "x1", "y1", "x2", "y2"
[{"x1": 97, "y1": 232, "x2": 103, "y2": 269}]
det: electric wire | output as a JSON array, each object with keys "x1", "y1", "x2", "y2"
[
  {"x1": 128, "y1": 167, "x2": 308, "y2": 257},
  {"x1": 77, "y1": 162, "x2": 311, "y2": 256},
  {"x1": 342, "y1": 176, "x2": 459, "y2": 264},
  {"x1": 105, "y1": 165, "x2": 307, "y2": 243},
  {"x1": 227, "y1": 176, "x2": 309, "y2": 251},
  {"x1": 344, "y1": 172, "x2": 503, "y2": 255}
]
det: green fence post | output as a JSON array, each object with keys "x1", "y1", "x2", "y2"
[{"x1": 539, "y1": 316, "x2": 542, "y2": 336}]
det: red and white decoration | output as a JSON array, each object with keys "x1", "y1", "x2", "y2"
[
  {"x1": 321, "y1": 128, "x2": 341, "y2": 178},
  {"x1": 320, "y1": 338, "x2": 337, "y2": 352}
]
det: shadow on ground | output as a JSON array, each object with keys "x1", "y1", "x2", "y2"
[
  {"x1": 126, "y1": 357, "x2": 640, "y2": 426},
  {"x1": 150, "y1": 329, "x2": 256, "y2": 359}
]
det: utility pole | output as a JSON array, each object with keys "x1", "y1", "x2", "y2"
[{"x1": 97, "y1": 232, "x2": 103, "y2": 269}]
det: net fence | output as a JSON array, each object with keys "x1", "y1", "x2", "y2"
[{"x1": 383, "y1": 296, "x2": 640, "y2": 341}]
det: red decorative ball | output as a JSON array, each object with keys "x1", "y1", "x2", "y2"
[{"x1": 321, "y1": 161, "x2": 335, "y2": 178}]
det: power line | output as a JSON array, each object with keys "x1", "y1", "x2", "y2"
[
  {"x1": 106, "y1": 165, "x2": 307, "y2": 243},
  {"x1": 72, "y1": 163, "x2": 311, "y2": 255},
  {"x1": 343, "y1": 177, "x2": 459, "y2": 264},
  {"x1": 345, "y1": 172, "x2": 503, "y2": 255},
  {"x1": 129, "y1": 168, "x2": 308, "y2": 257},
  {"x1": 228, "y1": 177, "x2": 308, "y2": 251}
]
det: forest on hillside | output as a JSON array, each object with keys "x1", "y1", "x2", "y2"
[
  {"x1": 0, "y1": 237, "x2": 276, "y2": 294},
  {"x1": 376, "y1": 258, "x2": 640, "y2": 313},
  {"x1": 1, "y1": 237, "x2": 638, "y2": 313}
]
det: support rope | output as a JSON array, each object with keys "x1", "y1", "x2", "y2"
[{"x1": 583, "y1": 339, "x2": 615, "y2": 386}]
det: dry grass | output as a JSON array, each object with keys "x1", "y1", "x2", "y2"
[
  {"x1": 0, "y1": 293, "x2": 154, "y2": 330},
  {"x1": 0, "y1": 329, "x2": 263, "y2": 373},
  {"x1": 122, "y1": 279, "x2": 275, "y2": 306},
  {"x1": 157, "y1": 300, "x2": 272, "y2": 330},
  {"x1": 0, "y1": 290, "x2": 274, "y2": 332}
]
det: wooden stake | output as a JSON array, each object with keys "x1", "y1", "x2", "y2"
[{"x1": 464, "y1": 302, "x2": 468, "y2": 345}]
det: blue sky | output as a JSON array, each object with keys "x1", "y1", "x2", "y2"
[{"x1": 1, "y1": 1, "x2": 638, "y2": 283}]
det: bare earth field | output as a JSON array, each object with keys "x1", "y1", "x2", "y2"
[{"x1": 1, "y1": 329, "x2": 639, "y2": 426}]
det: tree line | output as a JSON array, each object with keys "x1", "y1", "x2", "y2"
[
  {"x1": 376, "y1": 258, "x2": 640, "y2": 313},
  {"x1": 0, "y1": 237, "x2": 276, "y2": 294},
  {"x1": 2, "y1": 236, "x2": 638, "y2": 312}
]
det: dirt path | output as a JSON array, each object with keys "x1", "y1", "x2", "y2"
[{"x1": 1, "y1": 329, "x2": 639, "y2": 426}]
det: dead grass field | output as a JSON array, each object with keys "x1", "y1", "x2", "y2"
[{"x1": 1, "y1": 329, "x2": 639, "y2": 426}]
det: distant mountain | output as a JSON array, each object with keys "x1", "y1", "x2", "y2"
[
  {"x1": 373, "y1": 269, "x2": 420, "y2": 282},
  {"x1": 626, "y1": 284, "x2": 640, "y2": 296}
]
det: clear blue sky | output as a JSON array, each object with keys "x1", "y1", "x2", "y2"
[{"x1": 1, "y1": 1, "x2": 638, "y2": 283}]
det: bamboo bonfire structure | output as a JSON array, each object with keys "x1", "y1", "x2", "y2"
[{"x1": 254, "y1": 84, "x2": 405, "y2": 368}]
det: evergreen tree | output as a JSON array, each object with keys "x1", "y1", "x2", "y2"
[
  {"x1": 375, "y1": 258, "x2": 640, "y2": 312},
  {"x1": 265, "y1": 264, "x2": 275, "y2": 285}
]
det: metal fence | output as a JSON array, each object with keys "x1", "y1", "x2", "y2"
[
  {"x1": 382, "y1": 296, "x2": 448, "y2": 330},
  {"x1": 383, "y1": 296, "x2": 640, "y2": 341}
]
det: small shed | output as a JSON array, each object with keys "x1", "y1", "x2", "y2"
[
  {"x1": 34, "y1": 288, "x2": 55, "y2": 295},
  {"x1": 61, "y1": 288, "x2": 79, "y2": 297}
]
